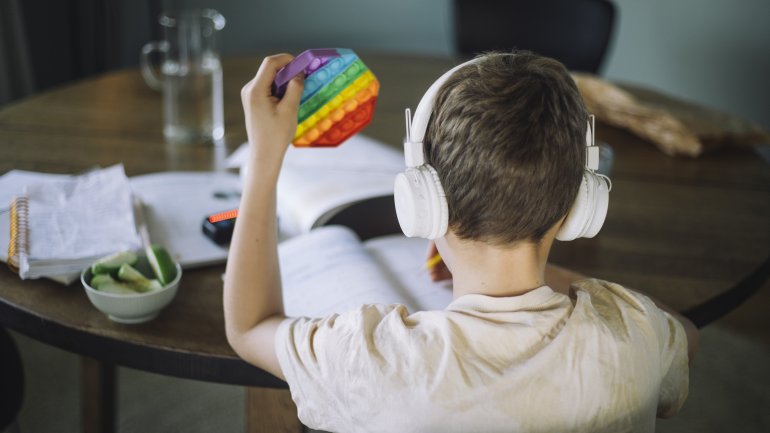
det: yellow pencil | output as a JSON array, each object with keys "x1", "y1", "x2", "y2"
[{"x1": 424, "y1": 252, "x2": 443, "y2": 270}]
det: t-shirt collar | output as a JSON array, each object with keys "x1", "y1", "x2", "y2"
[{"x1": 446, "y1": 285, "x2": 559, "y2": 313}]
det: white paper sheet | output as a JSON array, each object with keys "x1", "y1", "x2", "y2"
[{"x1": 129, "y1": 171, "x2": 242, "y2": 268}]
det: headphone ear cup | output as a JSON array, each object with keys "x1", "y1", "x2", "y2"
[
  {"x1": 425, "y1": 165, "x2": 449, "y2": 238},
  {"x1": 556, "y1": 172, "x2": 609, "y2": 241},
  {"x1": 394, "y1": 165, "x2": 448, "y2": 239},
  {"x1": 582, "y1": 172, "x2": 609, "y2": 238}
]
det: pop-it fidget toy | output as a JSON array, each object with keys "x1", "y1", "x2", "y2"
[{"x1": 272, "y1": 48, "x2": 379, "y2": 147}]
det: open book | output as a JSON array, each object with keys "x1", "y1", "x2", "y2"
[
  {"x1": 227, "y1": 134, "x2": 404, "y2": 238},
  {"x1": 279, "y1": 225, "x2": 453, "y2": 316}
]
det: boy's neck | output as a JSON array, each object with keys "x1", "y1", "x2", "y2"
[{"x1": 441, "y1": 230, "x2": 556, "y2": 299}]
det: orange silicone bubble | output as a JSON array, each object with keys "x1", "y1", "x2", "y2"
[{"x1": 301, "y1": 98, "x2": 376, "y2": 147}]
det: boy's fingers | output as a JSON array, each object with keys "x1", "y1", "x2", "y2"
[
  {"x1": 278, "y1": 75, "x2": 304, "y2": 112},
  {"x1": 425, "y1": 241, "x2": 438, "y2": 260},
  {"x1": 430, "y1": 265, "x2": 452, "y2": 282},
  {"x1": 253, "y1": 54, "x2": 294, "y2": 96}
]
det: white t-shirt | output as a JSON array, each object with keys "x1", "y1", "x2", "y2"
[{"x1": 275, "y1": 279, "x2": 689, "y2": 433}]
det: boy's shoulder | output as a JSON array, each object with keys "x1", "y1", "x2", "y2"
[
  {"x1": 571, "y1": 278, "x2": 653, "y2": 313},
  {"x1": 569, "y1": 278, "x2": 684, "y2": 343}
]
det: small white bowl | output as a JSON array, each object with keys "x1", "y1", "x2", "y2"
[{"x1": 81, "y1": 255, "x2": 182, "y2": 324}]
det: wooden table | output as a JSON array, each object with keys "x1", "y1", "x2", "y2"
[{"x1": 1, "y1": 54, "x2": 769, "y2": 432}]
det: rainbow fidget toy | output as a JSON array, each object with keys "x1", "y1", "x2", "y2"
[{"x1": 272, "y1": 48, "x2": 379, "y2": 147}]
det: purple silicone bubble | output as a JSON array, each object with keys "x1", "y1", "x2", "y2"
[
  {"x1": 272, "y1": 48, "x2": 341, "y2": 98},
  {"x1": 308, "y1": 58, "x2": 322, "y2": 73}
]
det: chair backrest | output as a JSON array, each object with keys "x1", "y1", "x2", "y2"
[
  {"x1": 454, "y1": 0, "x2": 616, "y2": 74},
  {"x1": 0, "y1": 328, "x2": 24, "y2": 430}
]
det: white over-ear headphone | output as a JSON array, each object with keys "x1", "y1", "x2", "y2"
[
  {"x1": 555, "y1": 115, "x2": 613, "y2": 241},
  {"x1": 393, "y1": 59, "x2": 612, "y2": 241}
]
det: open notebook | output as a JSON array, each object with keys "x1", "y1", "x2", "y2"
[{"x1": 279, "y1": 225, "x2": 453, "y2": 317}]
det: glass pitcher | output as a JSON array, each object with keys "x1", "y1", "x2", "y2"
[{"x1": 141, "y1": 9, "x2": 226, "y2": 145}]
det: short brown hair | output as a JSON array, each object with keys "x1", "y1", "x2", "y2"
[{"x1": 425, "y1": 51, "x2": 587, "y2": 245}]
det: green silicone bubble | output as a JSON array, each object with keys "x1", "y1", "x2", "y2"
[{"x1": 298, "y1": 59, "x2": 367, "y2": 123}]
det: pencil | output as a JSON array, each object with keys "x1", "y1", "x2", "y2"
[{"x1": 424, "y1": 252, "x2": 443, "y2": 270}]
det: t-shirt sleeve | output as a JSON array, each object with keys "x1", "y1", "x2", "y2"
[
  {"x1": 274, "y1": 303, "x2": 409, "y2": 431},
  {"x1": 625, "y1": 288, "x2": 690, "y2": 418},
  {"x1": 650, "y1": 304, "x2": 690, "y2": 417}
]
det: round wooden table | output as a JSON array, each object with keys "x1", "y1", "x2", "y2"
[{"x1": 1, "y1": 54, "x2": 769, "y2": 432}]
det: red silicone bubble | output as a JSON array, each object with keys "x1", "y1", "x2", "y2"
[{"x1": 306, "y1": 98, "x2": 376, "y2": 147}]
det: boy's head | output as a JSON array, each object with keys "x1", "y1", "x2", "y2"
[{"x1": 425, "y1": 51, "x2": 588, "y2": 245}]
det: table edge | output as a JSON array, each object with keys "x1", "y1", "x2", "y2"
[{"x1": 0, "y1": 298, "x2": 287, "y2": 388}]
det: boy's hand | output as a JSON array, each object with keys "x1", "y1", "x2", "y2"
[
  {"x1": 426, "y1": 241, "x2": 452, "y2": 282},
  {"x1": 241, "y1": 54, "x2": 304, "y2": 176}
]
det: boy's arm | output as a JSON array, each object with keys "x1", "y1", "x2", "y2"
[
  {"x1": 545, "y1": 264, "x2": 699, "y2": 364},
  {"x1": 223, "y1": 54, "x2": 304, "y2": 381}
]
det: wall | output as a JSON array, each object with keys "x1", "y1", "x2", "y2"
[
  {"x1": 178, "y1": 0, "x2": 453, "y2": 56},
  {"x1": 146, "y1": 0, "x2": 769, "y2": 130},
  {"x1": 603, "y1": 0, "x2": 770, "y2": 130}
]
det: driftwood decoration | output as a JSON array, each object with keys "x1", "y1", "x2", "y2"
[{"x1": 573, "y1": 73, "x2": 770, "y2": 157}]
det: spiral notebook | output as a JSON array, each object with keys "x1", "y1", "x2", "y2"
[
  {"x1": 4, "y1": 165, "x2": 142, "y2": 283},
  {"x1": 7, "y1": 195, "x2": 27, "y2": 274}
]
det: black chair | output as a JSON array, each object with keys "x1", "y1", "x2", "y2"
[
  {"x1": 0, "y1": 328, "x2": 24, "y2": 433},
  {"x1": 454, "y1": 0, "x2": 616, "y2": 74}
]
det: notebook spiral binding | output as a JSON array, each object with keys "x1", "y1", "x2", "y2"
[{"x1": 7, "y1": 196, "x2": 28, "y2": 274}]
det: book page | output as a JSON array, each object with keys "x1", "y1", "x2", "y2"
[
  {"x1": 227, "y1": 134, "x2": 404, "y2": 237},
  {"x1": 279, "y1": 134, "x2": 403, "y2": 235},
  {"x1": 363, "y1": 235, "x2": 454, "y2": 311},
  {"x1": 278, "y1": 226, "x2": 454, "y2": 318},
  {"x1": 279, "y1": 226, "x2": 407, "y2": 317}
]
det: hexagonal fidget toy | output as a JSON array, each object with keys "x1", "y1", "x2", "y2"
[{"x1": 272, "y1": 48, "x2": 379, "y2": 147}]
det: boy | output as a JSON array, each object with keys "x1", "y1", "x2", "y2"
[{"x1": 224, "y1": 51, "x2": 698, "y2": 433}]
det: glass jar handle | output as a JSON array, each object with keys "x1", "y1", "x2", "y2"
[
  {"x1": 201, "y1": 9, "x2": 226, "y2": 34},
  {"x1": 140, "y1": 41, "x2": 170, "y2": 91}
]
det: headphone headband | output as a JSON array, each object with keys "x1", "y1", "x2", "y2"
[
  {"x1": 405, "y1": 59, "x2": 600, "y2": 174},
  {"x1": 408, "y1": 59, "x2": 480, "y2": 145},
  {"x1": 404, "y1": 59, "x2": 480, "y2": 168}
]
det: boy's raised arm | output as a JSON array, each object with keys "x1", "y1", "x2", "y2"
[{"x1": 223, "y1": 54, "x2": 304, "y2": 380}]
